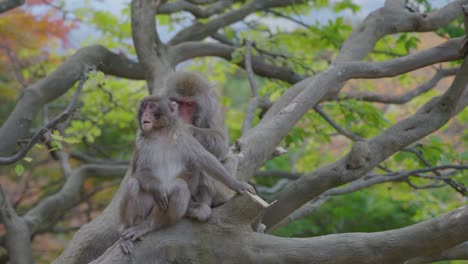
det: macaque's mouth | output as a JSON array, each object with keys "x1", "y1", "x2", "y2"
[{"x1": 141, "y1": 119, "x2": 153, "y2": 130}]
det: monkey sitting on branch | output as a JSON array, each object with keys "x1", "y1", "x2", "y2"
[
  {"x1": 164, "y1": 72, "x2": 239, "y2": 221},
  {"x1": 119, "y1": 96, "x2": 255, "y2": 254}
]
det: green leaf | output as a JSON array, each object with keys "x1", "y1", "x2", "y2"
[
  {"x1": 50, "y1": 130, "x2": 64, "y2": 141},
  {"x1": 15, "y1": 164, "x2": 24, "y2": 176},
  {"x1": 231, "y1": 48, "x2": 244, "y2": 64},
  {"x1": 23, "y1": 157, "x2": 32, "y2": 162}
]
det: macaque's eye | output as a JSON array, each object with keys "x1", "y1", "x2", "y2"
[{"x1": 142, "y1": 102, "x2": 155, "y2": 110}]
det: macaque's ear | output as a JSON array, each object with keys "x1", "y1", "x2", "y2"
[{"x1": 170, "y1": 101, "x2": 178, "y2": 114}]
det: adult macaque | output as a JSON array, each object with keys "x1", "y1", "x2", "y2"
[
  {"x1": 164, "y1": 72, "x2": 238, "y2": 220},
  {"x1": 119, "y1": 97, "x2": 255, "y2": 254}
]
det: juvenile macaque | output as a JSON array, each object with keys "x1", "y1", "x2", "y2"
[
  {"x1": 119, "y1": 97, "x2": 254, "y2": 254},
  {"x1": 164, "y1": 72, "x2": 239, "y2": 220}
]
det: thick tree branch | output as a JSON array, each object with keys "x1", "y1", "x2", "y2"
[
  {"x1": 336, "y1": 0, "x2": 468, "y2": 64},
  {"x1": 0, "y1": 45, "x2": 143, "y2": 156},
  {"x1": 168, "y1": 0, "x2": 305, "y2": 45},
  {"x1": 89, "y1": 205, "x2": 468, "y2": 264},
  {"x1": 170, "y1": 42, "x2": 303, "y2": 84},
  {"x1": 24, "y1": 164, "x2": 127, "y2": 233},
  {"x1": 252, "y1": 0, "x2": 468, "y2": 113},
  {"x1": 255, "y1": 170, "x2": 302, "y2": 180},
  {"x1": 342, "y1": 68, "x2": 458, "y2": 104},
  {"x1": 339, "y1": 38, "x2": 464, "y2": 79},
  {"x1": 261, "y1": 52, "x2": 468, "y2": 229},
  {"x1": 0, "y1": 186, "x2": 34, "y2": 264},
  {"x1": 405, "y1": 242, "x2": 468, "y2": 264},
  {"x1": 131, "y1": 0, "x2": 172, "y2": 91},
  {"x1": 235, "y1": 36, "x2": 467, "y2": 189},
  {"x1": 158, "y1": 0, "x2": 234, "y2": 18}
]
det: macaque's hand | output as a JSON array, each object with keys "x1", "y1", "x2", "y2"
[
  {"x1": 152, "y1": 187, "x2": 169, "y2": 211},
  {"x1": 233, "y1": 181, "x2": 256, "y2": 195}
]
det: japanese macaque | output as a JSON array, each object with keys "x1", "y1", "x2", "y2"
[
  {"x1": 164, "y1": 72, "x2": 239, "y2": 220},
  {"x1": 119, "y1": 97, "x2": 255, "y2": 254}
]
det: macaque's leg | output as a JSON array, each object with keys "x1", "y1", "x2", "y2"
[
  {"x1": 119, "y1": 178, "x2": 153, "y2": 230},
  {"x1": 122, "y1": 179, "x2": 190, "y2": 242},
  {"x1": 187, "y1": 172, "x2": 213, "y2": 221},
  {"x1": 119, "y1": 178, "x2": 154, "y2": 254},
  {"x1": 187, "y1": 200, "x2": 211, "y2": 222}
]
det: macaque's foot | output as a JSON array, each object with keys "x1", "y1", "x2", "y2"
[
  {"x1": 122, "y1": 224, "x2": 150, "y2": 241},
  {"x1": 187, "y1": 203, "x2": 211, "y2": 222},
  {"x1": 256, "y1": 223, "x2": 266, "y2": 233},
  {"x1": 120, "y1": 238, "x2": 135, "y2": 255}
]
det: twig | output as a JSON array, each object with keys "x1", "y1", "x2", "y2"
[
  {"x1": 314, "y1": 105, "x2": 363, "y2": 141},
  {"x1": 0, "y1": 72, "x2": 89, "y2": 165},
  {"x1": 403, "y1": 147, "x2": 467, "y2": 196}
]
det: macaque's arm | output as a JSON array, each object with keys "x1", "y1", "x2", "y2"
[
  {"x1": 189, "y1": 125, "x2": 228, "y2": 160},
  {"x1": 186, "y1": 136, "x2": 255, "y2": 194}
]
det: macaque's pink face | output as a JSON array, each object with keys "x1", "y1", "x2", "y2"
[
  {"x1": 138, "y1": 98, "x2": 178, "y2": 132},
  {"x1": 172, "y1": 97, "x2": 197, "y2": 124},
  {"x1": 140, "y1": 101, "x2": 157, "y2": 132}
]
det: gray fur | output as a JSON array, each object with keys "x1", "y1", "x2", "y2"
[
  {"x1": 163, "y1": 71, "x2": 240, "y2": 220},
  {"x1": 119, "y1": 97, "x2": 254, "y2": 255}
]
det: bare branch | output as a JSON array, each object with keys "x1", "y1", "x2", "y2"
[
  {"x1": 256, "y1": 179, "x2": 289, "y2": 194},
  {"x1": 265, "y1": 9, "x2": 311, "y2": 29},
  {"x1": 70, "y1": 150, "x2": 129, "y2": 165},
  {"x1": 0, "y1": 74, "x2": 88, "y2": 165},
  {"x1": 403, "y1": 147, "x2": 467, "y2": 196},
  {"x1": 273, "y1": 165, "x2": 467, "y2": 230},
  {"x1": 241, "y1": 40, "x2": 260, "y2": 136},
  {"x1": 314, "y1": 106, "x2": 363, "y2": 141}
]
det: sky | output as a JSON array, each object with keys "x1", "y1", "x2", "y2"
[{"x1": 64, "y1": 0, "x2": 452, "y2": 47}]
